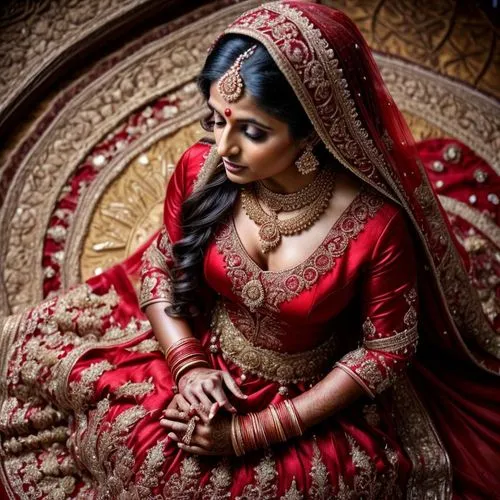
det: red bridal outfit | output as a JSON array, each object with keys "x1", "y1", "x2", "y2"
[{"x1": 1, "y1": 2, "x2": 498, "y2": 499}]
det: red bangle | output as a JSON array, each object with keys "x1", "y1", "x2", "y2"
[{"x1": 165, "y1": 337, "x2": 209, "y2": 384}]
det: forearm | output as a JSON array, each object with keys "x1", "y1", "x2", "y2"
[
  {"x1": 292, "y1": 366, "x2": 366, "y2": 429},
  {"x1": 231, "y1": 367, "x2": 366, "y2": 455},
  {"x1": 144, "y1": 302, "x2": 194, "y2": 351}
]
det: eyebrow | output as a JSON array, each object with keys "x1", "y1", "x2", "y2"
[{"x1": 207, "y1": 101, "x2": 273, "y2": 131}]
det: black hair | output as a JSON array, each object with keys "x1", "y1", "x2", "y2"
[{"x1": 166, "y1": 35, "x2": 314, "y2": 318}]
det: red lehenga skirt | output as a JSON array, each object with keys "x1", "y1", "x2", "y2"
[
  {"x1": 0, "y1": 271, "x2": 447, "y2": 499},
  {"x1": 0, "y1": 139, "x2": 498, "y2": 499}
]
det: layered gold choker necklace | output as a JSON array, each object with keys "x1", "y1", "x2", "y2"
[{"x1": 241, "y1": 168, "x2": 336, "y2": 254}]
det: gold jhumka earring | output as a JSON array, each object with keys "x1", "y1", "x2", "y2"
[
  {"x1": 217, "y1": 45, "x2": 257, "y2": 103},
  {"x1": 295, "y1": 144, "x2": 319, "y2": 175}
]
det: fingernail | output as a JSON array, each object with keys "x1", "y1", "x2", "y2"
[{"x1": 168, "y1": 433, "x2": 176, "y2": 439}]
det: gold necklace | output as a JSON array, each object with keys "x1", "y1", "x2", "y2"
[
  {"x1": 241, "y1": 168, "x2": 336, "y2": 254},
  {"x1": 255, "y1": 168, "x2": 332, "y2": 212}
]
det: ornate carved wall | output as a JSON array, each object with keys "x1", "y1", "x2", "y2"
[{"x1": 0, "y1": 0, "x2": 498, "y2": 315}]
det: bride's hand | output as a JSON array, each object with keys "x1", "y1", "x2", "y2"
[
  {"x1": 177, "y1": 367, "x2": 247, "y2": 419},
  {"x1": 160, "y1": 395, "x2": 234, "y2": 456}
]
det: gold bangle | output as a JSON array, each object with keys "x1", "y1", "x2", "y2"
[
  {"x1": 252, "y1": 412, "x2": 269, "y2": 448},
  {"x1": 174, "y1": 359, "x2": 209, "y2": 384},
  {"x1": 269, "y1": 405, "x2": 287, "y2": 442},
  {"x1": 235, "y1": 415, "x2": 245, "y2": 456},
  {"x1": 165, "y1": 337, "x2": 197, "y2": 360},
  {"x1": 230, "y1": 415, "x2": 243, "y2": 456},
  {"x1": 284, "y1": 399, "x2": 304, "y2": 436}
]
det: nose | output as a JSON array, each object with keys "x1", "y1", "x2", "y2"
[{"x1": 216, "y1": 126, "x2": 240, "y2": 158}]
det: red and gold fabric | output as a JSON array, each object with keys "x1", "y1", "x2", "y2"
[{"x1": 0, "y1": 2, "x2": 498, "y2": 499}]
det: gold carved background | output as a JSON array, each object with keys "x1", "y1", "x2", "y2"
[
  {"x1": 0, "y1": 0, "x2": 498, "y2": 314},
  {"x1": 80, "y1": 124, "x2": 204, "y2": 281}
]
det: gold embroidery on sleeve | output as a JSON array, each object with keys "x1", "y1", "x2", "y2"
[{"x1": 139, "y1": 227, "x2": 174, "y2": 309}]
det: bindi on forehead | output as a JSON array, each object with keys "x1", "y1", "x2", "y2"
[{"x1": 207, "y1": 94, "x2": 275, "y2": 131}]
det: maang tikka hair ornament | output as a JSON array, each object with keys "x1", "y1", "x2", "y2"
[{"x1": 217, "y1": 45, "x2": 257, "y2": 103}]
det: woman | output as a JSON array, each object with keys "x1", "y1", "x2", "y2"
[{"x1": 1, "y1": 2, "x2": 498, "y2": 498}]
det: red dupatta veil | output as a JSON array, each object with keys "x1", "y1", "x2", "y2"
[{"x1": 197, "y1": 0, "x2": 499, "y2": 376}]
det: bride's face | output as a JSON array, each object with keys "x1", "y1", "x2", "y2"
[{"x1": 209, "y1": 82, "x2": 305, "y2": 185}]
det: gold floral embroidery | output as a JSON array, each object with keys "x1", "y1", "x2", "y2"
[
  {"x1": 362, "y1": 404, "x2": 381, "y2": 428},
  {"x1": 281, "y1": 478, "x2": 303, "y2": 500},
  {"x1": 2, "y1": 426, "x2": 69, "y2": 455},
  {"x1": 102, "y1": 318, "x2": 149, "y2": 341},
  {"x1": 414, "y1": 170, "x2": 499, "y2": 365},
  {"x1": 76, "y1": 401, "x2": 147, "y2": 497},
  {"x1": 161, "y1": 454, "x2": 233, "y2": 499},
  {"x1": 213, "y1": 302, "x2": 336, "y2": 384},
  {"x1": 139, "y1": 227, "x2": 174, "y2": 310},
  {"x1": 443, "y1": 201, "x2": 499, "y2": 326},
  {"x1": 309, "y1": 440, "x2": 334, "y2": 499},
  {"x1": 2, "y1": 445, "x2": 79, "y2": 499},
  {"x1": 201, "y1": 459, "x2": 232, "y2": 500},
  {"x1": 229, "y1": 304, "x2": 286, "y2": 350},
  {"x1": 237, "y1": 453, "x2": 278, "y2": 500},
  {"x1": 136, "y1": 439, "x2": 167, "y2": 495},
  {"x1": 336, "y1": 434, "x2": 402, "y2": 499},
  {"x1": 162, "y1": 455, "x2": 202, "y2": 498},
  {"x1": 337, "y1": 286, "x2": 418, "y2": 395},
  {"x1": 127, "y1": 337, "x2": 163, "y2": 353},
  {"x1": 139, "y1": 275, "x2": 173, "y2": 308},
  {"x1": 414, "y1": 178, "x2": 450, "y2": 256},
  {"x1": 114, "y1": 377, "x2": 155, "y2": 399},
  {"x1": 73, "y1": 398, "x2": 109, "y2": 484},
  {"x1": 29, "y1": 404, "x2": 64, "y2": 431},
  {"x1": 158, "y1": 226, "x2": 174, "y2": 258},
  {"x1": 392, "y1": 376, "x2": 452, "y2": 498},
  {"x1": 143, "y1": 239, "x2": 171, "y2": 272},
  {"x1": 0, "y1": 286, "x2": 138, "y2": 499},
  {"x1": 2, "y1": 285, "x2": 128, "y2": 414},
  {"x1": 364, "y1": 326, "x2": 418, "y2": 353},
  {"x1": 216, "y1": 190, "x2": 383, "y2": 312},
  {"x1": 191, "y1": 145, "x2": 222, "y2": 194},
  {"x1": 68, "y1": 360, "x2": 114, "y2": 411},
  {"x1": 439, "y1": 243, "x2": 500, "y2": 360}
]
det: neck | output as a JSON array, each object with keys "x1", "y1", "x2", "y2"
[{"x1": 260, "y1": 168, "x2": 317, "y2": 194}]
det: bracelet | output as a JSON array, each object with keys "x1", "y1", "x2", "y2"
[
  {"x1": 231, "y1": 399, "x2": 304, "y2": 456},
  {"x1": 231, "y1": 415, "x2": 245, "y2": 457},
  {"x1": 165, "y1": 337, "x2": 210, "y2": 384}
]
